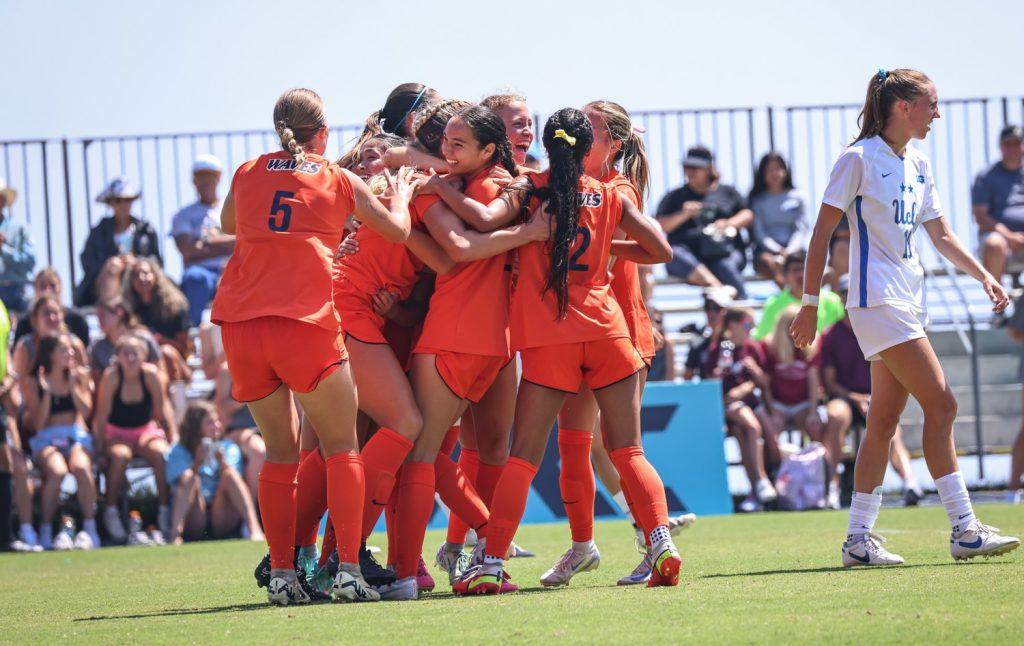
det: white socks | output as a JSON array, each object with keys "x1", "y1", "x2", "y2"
[
  {"x1": 649, "y1": 525, "x2": 670, "y2": 546},
  {"x1": 847, "y1": 488, "x2": 882, "y2": 537},
  {"x1": 934, "y1": 472, "x2": 975, "y2": 534},
  {"x1": 571, "y1": 540, "x2": 595, "y2": 554}
]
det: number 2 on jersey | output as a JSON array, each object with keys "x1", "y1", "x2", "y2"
[
  {"x1": 269, "y1": 190, "x2": 295, "y2": 232},
  {"x1": 568, "y1": 226, "x2": 591, "y2": 271}
]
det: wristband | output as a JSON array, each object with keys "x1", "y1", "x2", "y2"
[{"x1": 801, "y1": 293, "x2": 820, "y2": 307}]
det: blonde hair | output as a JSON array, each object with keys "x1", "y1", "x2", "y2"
[
  {"x1": 768, "y1": 304, "x2": 804, "y2": 363},
  {"x1": 481, "y1": 92, "x2": 527, "y2": 112},
  {"x1": 584, "y1": 100, "x2": 650, "y2": 203},
  {"x1": 336, "y1": 110, "x2": 383, "y2": 170},
  {"x1": 273, "y1": 88, "x2": 327, "y2": 165},
  {"x1": 852, "y1": 68, "x2": 932, "y2": 144}
]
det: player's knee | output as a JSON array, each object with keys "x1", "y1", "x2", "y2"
[
  {"x1": 928, "y1": 391, "x2": 959, "y2": 428},
  {"x1": 982, "y1": 232, "x2": 1009, "y2": 256}
]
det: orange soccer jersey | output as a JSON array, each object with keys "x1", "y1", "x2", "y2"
[
  {"x1": 603, "y1": 171, "x2": 656, "y2": 360},
  {"x1": 510, "y1": 171, "x2": 630, "y2": 350},
  {"x1": 212, "y1": 151, "x2": 354, "y2": 331}
]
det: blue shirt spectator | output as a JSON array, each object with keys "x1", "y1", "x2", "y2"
[
  {"x1": 974, "y1": 125, "x2": 1024, "y2": 283},
  {"x1": 0, "y1": 178, "x2": 36, "y2": 312},
  {"x1": 165, "y1": 438, "x2": 243, "y2": 503}
]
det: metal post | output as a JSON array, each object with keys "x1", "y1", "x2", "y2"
[
  {"x1": 968, "y1": 317, "x2": 985, "y2": 480},
  {"x1": 40, "y1": 143, "x2": 53, "y2": 266},
  {"x1": 61, "y1": 139, "x2": 76, "y2": 288}
]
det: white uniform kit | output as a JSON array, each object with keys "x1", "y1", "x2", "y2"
[{"x1": 822, "y1": 135, "x2": 943, "y2": 360}]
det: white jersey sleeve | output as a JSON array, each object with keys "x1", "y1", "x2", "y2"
[
  {"x1": 918, "y1": 156, "x2": 943, "y2": 223},
  {"x1": 822, "y1": 148, "x2": 864, "y2": 212}
]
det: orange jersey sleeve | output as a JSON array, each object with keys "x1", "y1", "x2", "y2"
[
  {"x1": 211, "y1": 152, "x2": 354, "y2": 331},
  {"x1": 604, "y1": 172, "x2": 655, "y2": 358}
]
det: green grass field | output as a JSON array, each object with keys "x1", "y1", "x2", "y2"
[{"x1": 2, "y1": 504, "x2": 1021, "y2": 644}]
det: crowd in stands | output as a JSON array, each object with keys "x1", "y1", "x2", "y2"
[{"x1": 0, "y1": 123, "x2": 1021, "y2": 550}]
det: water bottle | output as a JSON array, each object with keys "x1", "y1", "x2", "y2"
[
  {"x1": 60, "y1": 515, "x2": 76, "y2": 541},
  {"x1": 717, "y1": 339, "x2": 735, "y2": 375},
  {"x1": 128, "y1": 510, "x2": 144, "y2": 535},
  {"x1": 201, "y1": 437, "x2": 219, "y2": 472}
]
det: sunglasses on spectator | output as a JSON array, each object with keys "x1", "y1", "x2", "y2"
[
  {"x1": 741, "y1": 321, "x2": 754, "y2": 330},
  {"x1": 704, "y1": 303, "x2": 723, "y2": 312},
  {"x1": 109, "y1": 197, "x2": 134, "y2": 204}
]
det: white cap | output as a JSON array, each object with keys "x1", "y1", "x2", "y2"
[{"x1": 192, "y1": 154, "x2": 223, "y2": 174}]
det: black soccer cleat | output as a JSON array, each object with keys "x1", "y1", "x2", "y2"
[{"x1": 359, "y1": 544, "x2": 396, "y2": 587}]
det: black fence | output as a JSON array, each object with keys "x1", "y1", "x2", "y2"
[{"x1": 2, "y1": 96, "x2": 1022, "y2": 290}]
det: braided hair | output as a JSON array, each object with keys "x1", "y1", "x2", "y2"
[
  {"x1": 273, "y1": 88, "x2": 326, "y2": 165},
  {"x1": 537, "y1": 108, "x2": 594, "y2": 318},
  {"x1": 454, "y1": 106, "x2": 519, "y2": 177},
  {"x1": 412, "y1": 99, "x2": 472, "y2": 156}
]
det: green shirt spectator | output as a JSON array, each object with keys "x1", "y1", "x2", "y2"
[{"x1": 753, "y1": 287, "x2": 844, "y2": 340}]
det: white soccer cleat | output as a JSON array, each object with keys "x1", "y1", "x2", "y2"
[
  {"x1": 330, "y1": 568, "x2": 381, "y2": 602},
  {"x1": 617, "y1": 550, "x2": 653, "y2": 586},
  {"x1": 52, "y1": 531, "x2": 75, "y2": 551},
  {"x1": 435, "y1": 543, "x2": 471, "y2": 584},
  {"x1": 950, "y1": 521, "x2": 1020, "y2": 561},
  {"x1": 539, "y1": 543, "x2": 601, "y2": 587},
  {"x1": 103, "y1": 507, "x2": 127, "y2": 543},
  {"x1": 755, "y1": 479, "x2": 778, "y2": 504},
  {"x1": 668, "y1": 513, "x2": 697, "y2": 536},
  {"x1": 73, "y1": 530, "x2": 95, "y2": 550},
  {"x1": 127, "y1": 530, "x2": 153, "y2": 547},
  {"x1": 268, "y1": 571, "x2": 312, "y2": 606},
  {"x1": 373, "y1": 575, "x2": 417, "y2": 601},
  {"x1": 842, "y1": 532, "x2": 905, "y2": 567}
]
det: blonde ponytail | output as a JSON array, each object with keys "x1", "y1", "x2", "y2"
[
  {"x1": 583, "y1": 100, "x2": 650, "y2": 203},
  {"x1": 273, "y1": 88, "x2": 326, "y2": 164}
]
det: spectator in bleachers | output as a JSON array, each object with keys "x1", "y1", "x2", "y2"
[
  {"x1": 655, "y1": 146, "x2": 752, "y2": 298},
  {"x1": 12, "y1": 295, "x2": 88, "y2": 399},
  {"x1": 1003, "y1": 291, "x2": 1024, "y2": 504},
  {"x1": 88, "y1": 296, "x2": 163, "y2": 384},
  {"x1": 165, "y1": 402, "x2": 263, "y2": 544},
  {"x1": 756, "y1": 304, "x2": 823, "y2": 473},
  {"x1": 827, "y1": 219, "x2": 851, "y2": 292},
  {"x1": 21, "y1": 333, "x2": 100, "y2": 549},
  {"x1": 701, "y1": 306, "x2": 777, "y2": 511},
  {"x1": 170, "y1": 155, "x2": 234, "y2": 326},
  {"x1": 0, "y1": 177, "x2": 37, "y2": 314},
  {"x1": 14, "y1": 268, "x2": 90, "y2": 350},
  {"x1": 93, "y1": 334, "x2": 175, "y2": 543},
  {"x1": 646, "y1": 309, "x2": 675, "y2": 382},
  {"x1": 817, "y1": 275, "x2": 924, "y2": 507},
  {"x1": 683, "y1": 288, "x2": 733, "y2": 380},
  {"x1": 213, "y1": 362, "x2": 264, "y2": 500},
  {"x1": 974, "y1": 125, "x2": 1024, "y2": 285},
  {"x1": 75, "y1": 177, "x2": 162, "y2": 307},
  {"x1": 753, "y1": 250, "x2": 844, "y2": 341},
  {"x1": 749, "y1": 153, "x2": 810, "y2": 285},
  {"x1": 123, "y1": 257, "x2": 192, "y2": 370}
]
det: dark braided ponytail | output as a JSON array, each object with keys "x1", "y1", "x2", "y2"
[
  {"x1": 412, "y1": 99, "x2": 472, "y2": 156},
  {"x1": 538, "y1": 108, "x2": 593, "y2": 318},
  {"x1": 455, "y1": 106, "x2": 519, "y2": 177}
]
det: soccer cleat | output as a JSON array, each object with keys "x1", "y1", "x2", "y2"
[
  {"x1": 147, "y1": 526, "x2": 166, "y2": 546},
  {"x1": 127, "y1": 530, "x2": 153, "y2": 547},
  {"x1": 540, "y1": 543, "x2": 601, "y2": 587},
  {"x1": 755, "y1": 478, "x2": 778, "y2": 504},
  {"x1": 312, "y1": 551, "x2": 339, "y2": 594},
  {"x1": 452, "y1": 564, "x2": 519, "y2": 595},
  {"x1": 903, "y1": 485, "x2": 924, "y2": 507},
  {"x1": 268, "y1": 570, "x2": 312, "y2": 606},
  {"x1": 950, "y1": 521, "x2": 1020, "y2": 561},
  {"x1": 668, "y1": 513, "x2": 697, "y2": 536},
  {"x1": 373, "y1": 575, "x2": 417, "y2": 601},
  {"x1": 738, "y1": 494, "x2": 763, "y2": 513},
  {"x1": 618, "y1": 550, "x2": 653, "y2": 586},
  {"x1": 296, "y1": 548, "x2": 320, "y2": 583},
  {"x1": 360, "y1": 544, "x2": 396, "y2": 587},
  {"x1": 254, "y1": 553, "x2": 272, "y2": 588},
  {"x1": 508, "y1": 541, "x2": 535, "y2": 558},
  {"x1": 73, "y1": 530, "x2": 95, "y2": 550},
  {"x1": 648, "y1": 537, "x2": 682, "y2": 587},
  {"x1": 455, "y1": 563, "x2": 504, "y2": 596},
  {"x1": 416, "y1": 557, "x2": 435, "y2": 592},
  {"x1": 842, "y1": 532, "x2": 905, "y2": 567},
  {"x1": 435, "y1": 543, "x2": 472, "y2": 584},
  {"x1": 103, "y1": 507, "x2": 127, "y2": 544},
  {"x1": 52, "y1": 531, "x2": 75, "y2": 551},
  {"x1": 331, "y1": 568, "x2": 381, "y2": 602}
]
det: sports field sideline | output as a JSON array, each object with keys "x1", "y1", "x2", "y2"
[{"x1": 3, "y1": 505, "x2": 1020, "y2": 644}]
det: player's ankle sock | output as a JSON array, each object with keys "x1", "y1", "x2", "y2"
[
  {"x1": 294, "y1": 449, "x2": 328, "y2": 547},
  {"x1": 439, "y1": 425, "x2": 460, "y2": 457},
  {"x1": 359, "y1": 428, "x2": 414, "y2": 539},
  {"x1": 435, "y1": 453, "x2": 489, "y2": 534},
  {"x1": 649, "y1": 525, "x2": 670, "y2": 546},
  {"x1": 609, "y1": 446, "x2": 669, "y2": 535},
  {"x1": 40, "y1": 524, "x2": 53, "y2": 549},
  {"x1": 485, "y1": 457, "x2": 537, "y2": 560},
  {"x1": 934, "y1": 471, "x2": 975, "y2": 534},
  {"x1": 326, "y1": 451, "x2": 365, "y2": 564},
  {"x1": 394, "y1": 462, "x2": 435, "y2": 579},
  {"x1": 445, "y1": 448, "x2": 480, "y2": 544},
  {"x1": 558, "y1": 428, "x2": 596, "y2": 543},
  {"x1": 444, "y1": 541, "x2": 465, "y2": 553},
  {"x1": 571, "y1": 539, "x2": 595, "y2": 554},
  {"x1": 258, "y1": 461, "x2": 299, "y2": 570},
  {"x1": 847, "y1": 488, "x2": 883, "y2": 538}
]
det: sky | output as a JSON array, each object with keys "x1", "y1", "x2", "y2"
[{"x1": 3, "y1": 0, "x2": 1022, "y2": 140}]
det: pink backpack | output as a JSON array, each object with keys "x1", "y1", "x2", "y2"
[{"x1": 775, "y1": 442, "x2": 829, "y2": 511}]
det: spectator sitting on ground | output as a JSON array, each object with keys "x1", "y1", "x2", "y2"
[
  {"x1": 93, "y1": 334, "x2": 175, "y2": 544},
  {"x1": 655, "y1": 146, "x2": 753, "y2": 298},
  {"x1": 701, "y1": 306, "x2": 777, "y2": 511},
  {"x1": 76, "y1": 177, "x2": 162, "y2": 307},
  {"x1": 123, "y1": 257, "x2": 193, "y2": 378},
  {"x1": 14, "y1": 267, "x2": 91, "y2": 349},
  {"x1": 974, "y1": 125, "x2": 1024, "y2": 285},
  {"x1": 21, "y1": 333, "x2": 99, "y2": 550},
  {"x1": 165, "y1": 402, "x2": 263, "y2": 545},
  {"x1": 1002, "y1": 290, "x2": 1024, "y2": 504},
  {"x1": 683, "y1": 287, "x2": 733, "y2": 380},
  {"x1": 816, "y1": 274, "x2": 924, "y2": 507},
  {"x1": 753, "y1": 250, "x2": 844, "y2": 341},
  {"x1": 170, "y1": 155, "x2": 234, "y2": 326},
  {"x1": 213, "y1": 362, "x2": 264, "y2": 501},
  {"x1": 0, "y1": 177, "x2": 37, "y2": 315},
  {"x1": 749, "y1": 153, "x2": 810, "y2": 285},
  {"x1": 12, "y1": 295, "x2": 88, "y2": 400}
]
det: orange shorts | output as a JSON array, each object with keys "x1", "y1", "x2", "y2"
[
  {"x1": 416, "y1": 348, "x2": 508, "y2": 403},
  {"x1": 221, "y1": 316, "x2": 348, "y2": 402},
  {"x1": 335, "y1": 289, "x2": 388, "y2": 345},
  {"x1": 520, "y1": 337, "x2": 644, "y2": 393}
]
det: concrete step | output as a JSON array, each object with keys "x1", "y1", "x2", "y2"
[
  {"x1": 901, "y1": 384, "x2": 1020, "y2": 419},
  {"x1": 898, "y1": 415, "x2": 1019, "y2": 453},
  {"x1": 927, "y1": 327, "x2": 1018, "y2": 356},
  {"x1": 937, "y1": 355, "x2": 1019, "y2": 386}
]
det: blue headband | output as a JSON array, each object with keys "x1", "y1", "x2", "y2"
[
  {"x1": 381, "y1": 88, "x2": 427, "y2": 135},
  {"x1": 877, "y1": 68, "x2": 888, "y2": 81}
]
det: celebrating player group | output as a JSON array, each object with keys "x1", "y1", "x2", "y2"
[{"x1": 211, "y1": 68, "x2": 1018, "y2": 607}]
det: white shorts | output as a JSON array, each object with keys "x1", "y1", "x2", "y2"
[
  {"x1": 758, "y1": 400, "x2": 811, "y2": 421},
  {"x1": 846, "y1": 303, "x2": 928, "y2": 361}
]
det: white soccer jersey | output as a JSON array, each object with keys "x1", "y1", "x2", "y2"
[{"x1": 822, "y1": 135, "x2": 943, "y2": 310}]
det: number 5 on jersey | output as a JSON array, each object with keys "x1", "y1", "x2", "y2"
[{"x1": 269, "y1": 190, "x2": 295, "y2": 232}]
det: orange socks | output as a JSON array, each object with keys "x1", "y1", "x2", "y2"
[
  {"x1": 294, "y1": 449, "x2": 327, "y2": 547},
  {"x1": 258, "y1": 461, "x2": 299, "y2": 570},
  {"x1": 558, "y1": 428, "x2": 595, "y2": 543},
  {"x1": 476, "y1": 461, "x2": 503, "y2": 507},
  {"x1": 359, "y1": 428, "x2": 414, "y2": 540},
  {"x1": 435, "y1": 453, "x2": 489, "y2": 536},
  {"x1": 445, "y1": 448, "x2": 480, "y2": 543},
  {"x1": 384, "y1": 470, "x2": 400, "y2": 566},
  {"x1": 394, "y1": 462, "x2": 435, "y2": 579},
  {"x1": 484, "y1": 457, "x2": 537, "y2": 560},
  {"x1": 440, "y1": 425, "x2": 460, "y2": 456},
  {"x1": 609, "y1": 446, "x2": 668, "y2": 536},
  {"x1": 326, "y1": 451, "x2": 364, "y2": 564}
]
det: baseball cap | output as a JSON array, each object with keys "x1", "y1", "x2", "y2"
[
  {"x1": 682, "y1": 146, "x2": 713, "y2": 169},
  {"x1": 192, "y1": 154, "x2": 223, "y2": 173},
  {"x1": 999, "y1": 125, "x2": 1023, "y2": 143},
  {"x1": 703, "y1": 286, "x2": 736, "y2": 309}
]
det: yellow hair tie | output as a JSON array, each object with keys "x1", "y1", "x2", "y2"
[{"x1": 553, "y1": 129, "x2": 577, "y2": 147}]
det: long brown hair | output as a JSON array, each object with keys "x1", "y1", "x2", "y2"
[
  {"x1": 179, "y1": 401, "x2": 217, "y2": 457},
  {"x1": 851, "y1": 68, "x2": 932, "y2": 144},
  {"x1": 123, "y1": 258, "x2": 188, "y2": 322},
  {"x1": 584, "y1": 100, "x2": 650, "y2": 203},
  {"x1": 273, "y1": 88, "x2": 327, "y2": 165}
]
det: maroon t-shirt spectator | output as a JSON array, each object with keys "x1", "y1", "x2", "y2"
[
  {"x1": 763, "y1": 346, "x2": 812, "y2": 405},
  {"x1": 816, "y1": 318, "x2": 871, "y2": 395},
  {"x1": 702, "y1": 338, "x2": 768, "y2": 397}
]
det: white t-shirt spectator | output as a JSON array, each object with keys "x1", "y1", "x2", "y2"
[
  {"x1": 821, "y1": 135, "x2": 943, "y2": 311},
  {"x1": 169, "y1": 201, "x2": 227, "y2": 271}
]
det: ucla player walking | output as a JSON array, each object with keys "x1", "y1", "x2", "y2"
[{"x1": 791, "y1": 69, "x2": 1019, "y2": 566}]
